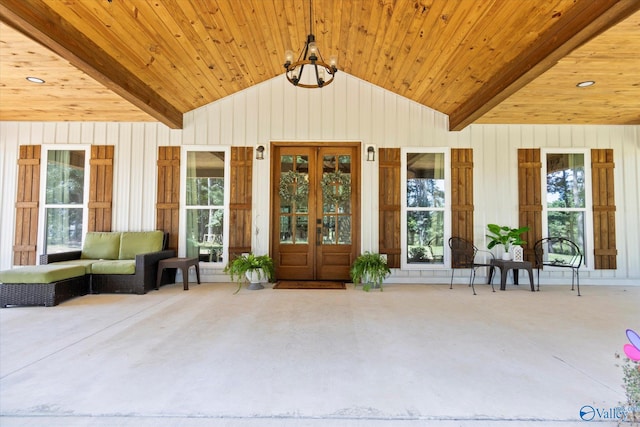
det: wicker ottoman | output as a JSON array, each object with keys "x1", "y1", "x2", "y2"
[{"x1": 0, "y1": 265, "x2": 88, "y2": 307}]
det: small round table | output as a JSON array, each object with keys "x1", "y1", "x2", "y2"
[{"x1": 156, "y1": 257, "x2": 201, "y2": 291}]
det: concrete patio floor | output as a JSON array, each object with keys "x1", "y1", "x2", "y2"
[{"x1": 1, "y1": 281, "x2": 638, "y2": 426}]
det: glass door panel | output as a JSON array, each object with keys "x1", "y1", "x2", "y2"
[
  {"x1": 279, "y1": 154, "x2": 309, "y2": 245},
  {"x1": 321, "y1": 154, "x2": 352, "y2": 246}
]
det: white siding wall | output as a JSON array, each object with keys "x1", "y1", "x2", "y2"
[{"x1": 1, "y1": 73, "x2": 638, "y2": 284}]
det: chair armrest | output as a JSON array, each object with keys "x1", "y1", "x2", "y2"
[
  {"x1": 40, "y1": 251, "x2": 83, "y2": 265},
  {"x1": 134, "y1": 250, "x2": 176, "y2": 271},
  {"x1": 475, "y1": 249, "x2": 495, "y2": 262}
]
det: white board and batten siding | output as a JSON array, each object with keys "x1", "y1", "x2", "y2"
[{"x1": 1, "y1": 73, "x2": 639, "y2": 284}]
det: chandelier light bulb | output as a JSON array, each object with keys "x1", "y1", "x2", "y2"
[
  {"x1": 284, "y1": 50, "x2": 294, "y2": 65},
  {"x1": 308, "y1": 42, "x2": 318, "y2": 58}
]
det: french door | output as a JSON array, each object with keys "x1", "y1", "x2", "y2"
[{"x1": 271, "y1": 142, "x2": 360, "y2": 281}]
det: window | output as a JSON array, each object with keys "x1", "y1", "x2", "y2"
[
  {"x1": 542, "y1": 150, "x2": 592, "y2": 267},
  {"x1": 401, "y1": 149, "x2": 450, "y2": 268},
  {"x1": 183, "y1": 149, "x2": 229, "y2": 263},
  {"x1": 40, "y1": 147, "x2": 90, "y2": 254},
  {"x1": 279, "y1": 154, "x2": 310, "y2": 244}
]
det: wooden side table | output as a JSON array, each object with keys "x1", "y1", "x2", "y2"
[{"x1": 156, "y1": 257, "x2": 200, "y2": 291}]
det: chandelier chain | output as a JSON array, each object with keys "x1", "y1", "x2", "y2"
[{"x1": 309, "y1": 0, "x2": 313, "y2": 37}]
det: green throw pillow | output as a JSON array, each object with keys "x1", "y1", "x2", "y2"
[
  {"x1": 81, "y1": 232, "x2": 121, "y2": 260},
  {"x1": 119, "y1": 231, "x2": 164, "y2": 259}
]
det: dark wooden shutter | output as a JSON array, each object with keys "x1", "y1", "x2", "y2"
[
  {"x1": 13, "y1": 145, "x2": 41, "y2": 265},
  {"x1": 379, "y1": 148, "x2": 401, "y2": 268},
  {"x1": 228, "y1": 147, "x2": 253, "y2": 259},
  {"x1": 591, "y1": 148, "x2": 617, "y2": 269},
  {"x1": 518, "y1": 149, "x2": 543, "y2": 264},
  {"x1": 156, "y1": 146, "x2": 180, "y2": 251},
  {"x1": 88, "y1": 145, "x2": 114, "y2": 232},
  {"x1": 451, "y1": 149, "x2": 474, "y2": 242}
]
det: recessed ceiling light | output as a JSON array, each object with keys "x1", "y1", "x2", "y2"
[
  {"x1": 576, "y1": 80, "x2": 595, "y2": 88},
  {"x1": 26, "y1": 76, "x2": 45, "y2": 84}
]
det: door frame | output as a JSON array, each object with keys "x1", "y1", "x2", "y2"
[{"x1": 269, "y1": 141, "x2": 362, "y2": 280}]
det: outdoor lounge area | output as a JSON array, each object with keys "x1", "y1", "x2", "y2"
[
  {"x1": 1, "y1": 3, "x2": 639, "y2": 426},
  {"x1": 0, "y1": 231, "x2": 176, "y2": 307},
  {"x1": 1, "y1": 282, "x2": 638, "y2": 427}
]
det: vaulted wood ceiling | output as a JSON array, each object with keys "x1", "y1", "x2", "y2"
[{"x1": 1, "y1": 0, "x2": 639, "y2": 131}]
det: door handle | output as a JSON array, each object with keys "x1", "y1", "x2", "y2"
[{"x1": 316, "y1": 227, "x2": 322, "y2": 246}]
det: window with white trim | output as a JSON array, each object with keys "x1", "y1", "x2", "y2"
[
  {"x1": 542, "y1": 150, "x2": 592, "y2": 267},
  {"x1": 40, "y1": 146, "x2": 90, "y2": 254},
  {"x1": 401, "y1": 149, "x2": 450, "y2": 268},
  {"x1": 182, "y1": 148, "x2": 230, "y2": 263}
]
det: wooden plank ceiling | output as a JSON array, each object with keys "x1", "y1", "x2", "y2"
[{"x1": 1, "y1": 0, "x2": 638, "y2": 130}]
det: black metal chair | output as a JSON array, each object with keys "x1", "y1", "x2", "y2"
[
  {"x1": 533, "y1": 237, "x2": 582, "y2": 296},
  {"x1": 448, "y1": 237, "x2": 495, "y2": 295}
]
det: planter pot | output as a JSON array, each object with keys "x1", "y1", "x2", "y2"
[
  {"x1": 245, "y1": 270, "x2": 265, "y2": 290},
  {"x1": 502, "y1": 251, "x2": 512, "y2": 261},
  {"x1": 361, "y1": 274, "x2": 383, "y2": 291}
]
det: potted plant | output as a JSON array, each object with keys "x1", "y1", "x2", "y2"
[
  {"x1": 224, "y1": 253, "x2": 275, "y2": 293},
  {"x1": 350, "y1": 252, "x2": 391, "y2": 291},
  {"x1": 486, "y1": 224, "x2": 530, "y2": 260}
]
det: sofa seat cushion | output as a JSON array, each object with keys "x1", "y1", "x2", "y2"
[
  {"x1": 81, "y1": 232, "x2": 121, "y2": 260},
  {"x1": 49, "y1": 259, "x2": 97, "y2": 274},
  {"x1": 119, "y1": 231, "x2": 164, "y2": 260},
  {"x1": 91, "y1": 260, "x2": 136, "y2": 275},
  {"x1": 0, "y1": 265, "x2": 86, "y2": 284}
]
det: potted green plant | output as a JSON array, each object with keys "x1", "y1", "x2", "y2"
[
  {"x1": 486, "y1": 224, "x2": 530, "y2": 260},
  {"x1": 350, "y1": 252, "x2": 391, "y2": 291},
  {"x1": 224, "y1": 253, "x2": 275, "y2": 293}
]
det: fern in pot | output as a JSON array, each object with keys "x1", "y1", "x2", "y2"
[
  {"x1": 351, "y1": 252, "x2": 391, "y2": 291},
  {"x1": 224, "y1": 253, "x2": 275, "y2": 294}
]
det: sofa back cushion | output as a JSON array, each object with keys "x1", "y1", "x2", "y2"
[
  {"x1": 81, "y1": 232, "x2": 121, "y2": 260},
  {"x1": 119, "y1": 231, "x2": 164, "y2": 259}
]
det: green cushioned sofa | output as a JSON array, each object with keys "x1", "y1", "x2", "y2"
[{"x1": 40, "y1": 231, "x2": 175, "y2": 295}]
